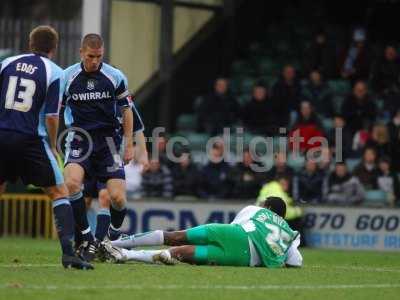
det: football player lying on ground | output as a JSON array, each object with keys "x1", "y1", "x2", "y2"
[{"x1": 99, "y1": 197, "x2": 303, "y2": 268}]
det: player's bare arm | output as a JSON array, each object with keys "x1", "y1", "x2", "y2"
[{"x1": 122, "y1": 106, "x2": 134, "y2": 163}]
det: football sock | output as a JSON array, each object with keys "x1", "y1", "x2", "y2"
[
  {"x1": 110, "y1": 202, "x2": 126, "y2": 230},
  {"x1": 95, "y1": 208, "x2": 111, "y2": 241},
  {"x1": 69, "y1": 191, "x2": 94, "y2": 242},
  {"x1": 122, "y1": 249, "x2": 162, "y2": 263},
  {"x1": 111, "y1": 230, "x2": 164, "y2": 248},
  {"x1": 53, "y1": 198, "x2": 75, "y2": 256}
]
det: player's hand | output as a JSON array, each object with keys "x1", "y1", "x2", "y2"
[
  {"x1": 123, "y1": 144, "x2": 134, "y2": 164},
  {"x1": 135, "y1": 150, "x2": 150, "y2": 172}
]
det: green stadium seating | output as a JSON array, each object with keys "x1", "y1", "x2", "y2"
[
  {"x1": 185, "y1": 132, "x2": 210, "y2": 151},
  {"x1": 364, "y1": 190, "x2": 388, "y2": 207},
  {"x1": 322, "y1": 118, "x2": 333, "y2": 131},
  {"x1": 328, "y1": 80, "x2": 351, "y2": 95},
  {"x1": 176, "y1": 114, "x2": 197, "y2": 132},
  {"x1": 345, "y1": 158, "x2": 361, "y2": 172},
  {"x1": 287, "y1": 154, "x2": 305, "y2": 172}
]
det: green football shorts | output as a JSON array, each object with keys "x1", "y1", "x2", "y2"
[{"x1": 186, "y1": 223, "x2": 250, "y2": 266}]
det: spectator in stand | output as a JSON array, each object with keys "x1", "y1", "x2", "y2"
[
  {"x1": 323, "y1": 162, "x2": 365, "y2": 205},
  {"x1": 351, "y1": 122, "x2": 371, "y2": 156},
  {"x1": 264, "y1": 152, "x2": 295, "y2": 187},
  {"x1": 292, "y1": 158, "x2": 325, "y2": 204},
  {"x1": 141, "y1": 156, "x2": 173, "y2": 198},
  {"x1": 228, "y1": 149, "x2": 264, "y2": 199},
  {"x1": 240, "y1": 83, "x2": 276, "y2": 135},
  {"x1": 197, "y1": 77, "x2": 239, "y2": 135},
  {"x1": 353, "y1": 147, "x2": 379, "y2": 190},
  {"x1": 154, "y1": 133, "x2": 170, "y2": 167},
  {"x1": 318, "y1": 146, "x2": 334, "y2": 173},
  {"x1": 289, "y1": 101, "x2": 325, "y2": 153},
  {"x1": 365, "y1": 123, "x2": 392, "y2": 159},
  {"x1": 198, "y1": 143, "x2": 231, "y2": 199},
  {"x1": 341, "y1": 80, "x2": 377, "y2": 134},
  {"x1": 271, "y1": 65, "x2": 302, "y2": 128},
  {"x1": 124, "y1": 161, "x2": 143, "y2": 200},
  {"x1": 377, "y1": 156, "x2": 400, "y2": 206},
  {"x1": 370, "y1": 45, "x2": 400, "y2": 115},
  {"x1": 305, "y1": 30, "x2": 336, "y2": 79},
  {"x1": 328, "y1": 115, "x2": 354, "y2": 159},
  {"x1": 301, "y1": 70, "x2": 333, "y2": 118},
  {"x1": 338, "y1": 27, "x2": 371, "y2": 83},
  {"x1": 388, "y1": 109, "x2": 400, "y2": 172},
  {"x1": 170, "y1": 150, "x2": 200, "y2": 197}
]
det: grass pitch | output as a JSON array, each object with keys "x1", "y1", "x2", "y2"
[{"x1": 0, "y1": 238, "x2": 399, "y2": 300}]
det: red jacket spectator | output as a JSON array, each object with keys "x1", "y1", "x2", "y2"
[{"x1": 289, "y1": 101, "x2": 325, "y2": 152}]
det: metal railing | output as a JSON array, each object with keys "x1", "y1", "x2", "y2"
[
  {"x1": 0, "y1": 17, "x2": 81, "y2": 67},
  {"x1": 0, "y1": 194, "x2": 56, "y2": 239}
]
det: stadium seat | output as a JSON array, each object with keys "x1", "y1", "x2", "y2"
[
  {"x1": 287, "y1": 154, "x2": 305, "y2": 172},
  {"x1": 364, "y1": 190, "x2": 388, "y2": 207},
  {"x1": 328, "y1": 80, "x2": 351, "y2": 95},
  {"x1": 322, "y1": 118, "x2": 333, "y2": 131},
  {"x1": 176, "y1": 114, "x2": 197, "y2": 132},
  {"x1": 185, "y1": 132, "x2": 210, "y2": 151},
  {"x1": 240, "y1": 77, "x2": 256, "y2": 94},
  {"x1": 345, "y1": 158, "x2": 361, "y2": 172}
]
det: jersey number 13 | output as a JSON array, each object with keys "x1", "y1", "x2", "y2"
[{"x1": 5, "y1": 76, "x2": 36, "y2": 112}]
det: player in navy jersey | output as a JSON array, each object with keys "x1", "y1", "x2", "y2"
[
  {"x1": 0, "y1": 26, "x2": 92, "y2": 270},
  {"x1": 62, "y1": 34, "x2": 134, "y2": 261},
  {"x1": 80, "y1": 102, "x2": 148, "y2": 245}
]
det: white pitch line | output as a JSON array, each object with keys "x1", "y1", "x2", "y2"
[
  {"x1": 0, "y1": 283, "x2": 400, "y2": 291},
  {"x1": 2, "y1": 263, "x2": 400, "y2": 273},
  {"x1": 308, "y1": 265, "x2": 400, "y2": 273}
]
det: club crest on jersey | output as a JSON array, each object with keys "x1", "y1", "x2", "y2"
[{"x1": 87, "y1": 79, "x2": 96, "y2": 91}]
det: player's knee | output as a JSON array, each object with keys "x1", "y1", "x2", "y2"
[
  {"x1": 65, "y1": 177, "x2": 82, "y2": 194},
  {"x1": 109, "y1": 190, "x2": 126, "y2": 209},
  {"x1": 45, "y1": 184, "x2": 69, "y2": 200},
  {"x1": 98, "y1": 189, "x2": 111, "y2": 208},
  {"x1": 164, "y1": 231, "x2": 186, "y2": 246}
]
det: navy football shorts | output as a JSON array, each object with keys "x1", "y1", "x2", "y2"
[
  {"x1": 83, "y1": 176, "x2": 107, "y2": 198},
  {"x1": 0, "y1": 130, "x2": 64, "y2": 187},
  {"x1": 64, "y1": 128, "x2": 125, "y2": 182}
]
